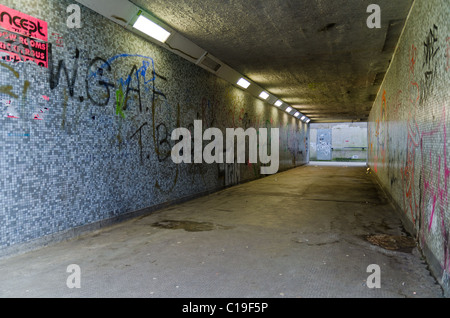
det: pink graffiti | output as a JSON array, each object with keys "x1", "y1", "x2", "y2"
[{"x1": 420, "y1": 107, "x2": 450, "y2": 271}]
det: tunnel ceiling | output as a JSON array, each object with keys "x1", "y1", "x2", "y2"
[{"x1": 131, "y1": 0, "x2": 413, "y2": 123}]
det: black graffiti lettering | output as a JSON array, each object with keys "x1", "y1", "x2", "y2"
[
  {"x1": 48, "y1": 44, "x2": 79, "y2": 96},
  {"x1": 152, "y1": 69, "x2": 167, "y2": 81},
  {"x1": 201, "y1": 98, "x2": 216, "y2": 129},
  {"x1": 153, "y1": 89, "x2": 166, "y2": 101},
  {"x1": 420, "y1": 24, "x2": 440, "y2": 105},
  {"x1": 242, "y1": 112, "x2": 251, "y2": 130},
  {"x1": 130, "y1": 122, "x2": 148, "y2": 164},
  {"x1": 150, "y1": 70, "x2": 167, "y2": 110},
  {"x1": 73, "y1": 48, "x2": 80, "y2": 59},
  {"x1": 156, "y1": 123, "x2": 171, "y2": 162},
  {"x1": 85, "y1": 57, "x2": 114, "y2": 106},
  {"x1": 123, "y1": 65, "x2": 142, "y2": 113},
  {"x1": 187, "y1": 112, "x2": 201, "y2": 160},
  {"x1": 423, "y1": 24, "x2": 439, "y2": 67}
]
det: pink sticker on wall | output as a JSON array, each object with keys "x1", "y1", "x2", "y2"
[
  {"x1": 0, "y1": 30, "x2": 48, "y2": 67},
  {"x1": 0, "y1": 4, "x2": 48, "y2": 42}
]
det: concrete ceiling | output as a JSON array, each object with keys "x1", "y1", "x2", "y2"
[{"x1": 131, "y1": 0, "x2": 413, "y2": 123}]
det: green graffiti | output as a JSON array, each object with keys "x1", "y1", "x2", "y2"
[{"x1": 115, "y1": 87, "x2": 126, "y2": 119}]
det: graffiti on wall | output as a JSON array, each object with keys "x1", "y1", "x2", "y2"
[
  {"x1": 0, "y1": 41, "x2": 307, "y2": 186},
  {"x1": 0, "y1": 1, "x2": 310, "y2": 252},
  {"x1": 421, "y1": 24, "x2": 440, "y2": 105},
  {"x1": 316, "y1": 129, "x2": 332, "y2": 161},
  {"x1": 371, "y1": 22, "x2": 450, "y2": 275},
  {"x1": 420, "y1": 107, "x2": 449, "y2": 272},
  {"x1": 0, "y1": 4, "x2": 48, "y2": 67}
]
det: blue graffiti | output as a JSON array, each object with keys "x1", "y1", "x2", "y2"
[
  {"x1": 86, "y1": 53, "x2": 168, "y2": 111},
  {"x1": 88, "y1": 53, "x2": 165, "y2": 93}
]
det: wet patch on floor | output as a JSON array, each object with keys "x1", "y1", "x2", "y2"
[
  {"x1": 292, "y1": 233, "x2": 340, "y2": 246},
  {"x1": 365, "y1": 234, "x2": 417, "y2": 253},
  {"x1": 152, "y1": 220, "x2": 232, "y2": 232}
]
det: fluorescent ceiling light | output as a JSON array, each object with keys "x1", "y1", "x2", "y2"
[
  {"x1": 286, "y1": 107, "x2": 293, "y2": 113},
  {"x1": 294, "y1": 112, "x2": 300, "y2": 117},
  {"x1": 259, "y1": 91, "x2": 270, "y2": 100},
  {"x1": 275, "y1": 100, "x2": 283, "y2": 107},
  {"x1": 237, "y1": 78, "x2": 251, "y2": 89},
  {"x1": 301, "y1": 116, "x2": 306, "y2": 121},
  {"x1": 306, "y1": 119, "x2": 311, "y2": 123},
  {"x1": 133, "y1": 15, "x2": 171, "y2": 43}
]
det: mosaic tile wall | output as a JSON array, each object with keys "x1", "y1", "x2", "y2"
[
  {"x1": 0, "y1": 0, "x2": 309, "y2": 252},
  {"x1": 367, "y1": 0, "x2": 450, "y2": 295}
]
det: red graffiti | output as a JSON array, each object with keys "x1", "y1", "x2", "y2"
[
  {"x1": 420, "y1": 107, "x2": 450, "y2": 271},
  {"x1": 409, "y1": 82, "x2": 420, "y2": 105},
  {"x1": 374, "y1": 90, "x2": 388, "y2": 171},
  {"x1": 392, "y1": 90, "x2": 402, "y2": 120},
  {"x1": 409, "y1": 44, "x2": 417, "y2": 75}
]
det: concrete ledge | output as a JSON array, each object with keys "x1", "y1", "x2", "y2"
[{"x1": 368, "y1": 168, "x2": 448, "y2": 297}]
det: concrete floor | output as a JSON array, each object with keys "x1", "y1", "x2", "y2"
[{"x1": 0, "y1": 164, "x2": 444, "y2": 298}]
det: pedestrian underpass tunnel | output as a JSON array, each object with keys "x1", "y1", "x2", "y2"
[{"x1": 0, "y1": 0, "x2": 449, "y2": 298}]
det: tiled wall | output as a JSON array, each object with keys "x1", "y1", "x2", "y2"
[
  {"x1": 0, "y1": 0, "x2": 309, "y2": 254},
  {"x1": 368, "y1": 0, "x2": 450, "y2": 295}
]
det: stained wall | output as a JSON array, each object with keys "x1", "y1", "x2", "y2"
[
  {"x1": 367, "y1": 0, "x2": 450, "y2": 295},
  {"x1": 0, "y1": 0, "x2": 309, "y2": 255}
]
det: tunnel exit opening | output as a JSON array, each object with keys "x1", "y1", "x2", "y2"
[{"x1": 309, "y1": 122, "x2": 368, "y2": 163}]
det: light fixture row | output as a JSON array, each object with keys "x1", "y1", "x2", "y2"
[
  {"x1": 132, "y1": 11, "x2": 311, "y2": 124},
  {"x1": 238, "y1": 77, "x2": 311, "y2": 123},
  {"x1": 133, "y1": 14, "x2": 171, "y2": 43}
]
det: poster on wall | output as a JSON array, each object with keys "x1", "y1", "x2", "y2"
[{"x1": 0, "y1": 4, "x2": 48, "y2": 67}]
